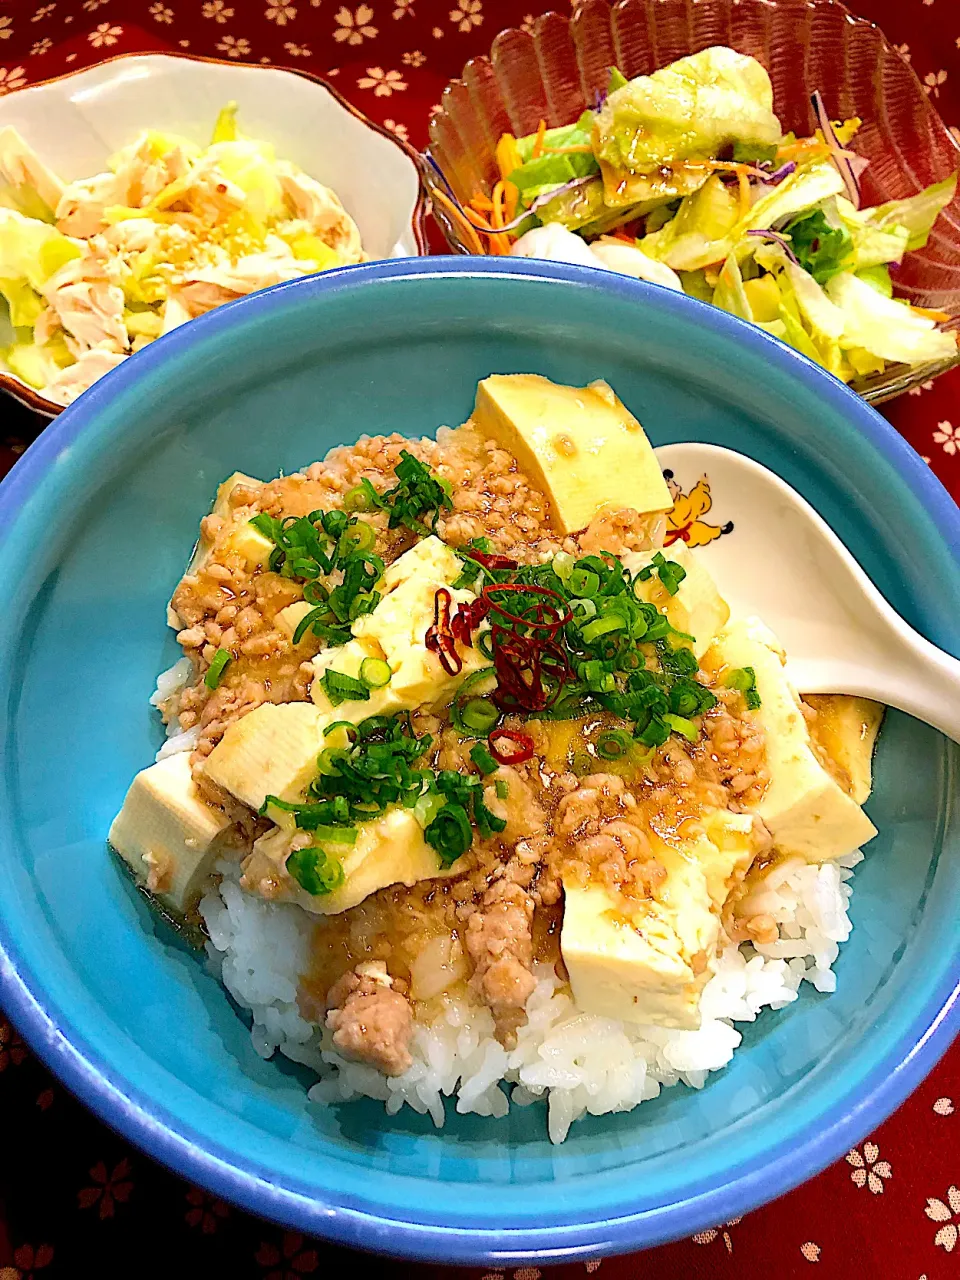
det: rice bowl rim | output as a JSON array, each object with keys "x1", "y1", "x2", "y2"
[{"x1": 0, "y1": 256, "x2": 957, "y2": 1263}]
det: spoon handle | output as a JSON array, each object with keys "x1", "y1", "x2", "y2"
[{"x1": 789, "y1": 620, "x2": 960, "y2": 744}]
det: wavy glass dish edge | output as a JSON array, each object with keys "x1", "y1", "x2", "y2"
[{"x1": 424, "y1": 0, "x2": 960, "y2": 405}]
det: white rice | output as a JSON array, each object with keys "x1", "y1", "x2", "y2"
[
  {"x1": 199, "y1": 849, "x2": 863, "y2": 1144},
  {"x1": 151, "y1": 658, "x2": 199, "y2": 761}
]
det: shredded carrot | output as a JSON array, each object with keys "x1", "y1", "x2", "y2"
[
  {"x1": 911, "y1": 304, "x2": 952, "y2": 322},
  {"x1": 531, "y1": 118, "x2": 547, "y2": 160},
  {"x1": 469, "y1": 192, "x2": 495, "y2": 213},
  {"x1": 775, "y1": 138, "x2": 830, "y2": 164},
  {"x1": 703, "y1": 159, "x2": 772, "y2": 182},
  {"x1": 491, "y1": 180, "x2": 506, "y2": 230},
  {"x1": 496, "y1": 133, "x2": 523, "y2": 182},
  {"x1": 503, "y1": 179, "x2": 519, "y2": 224},
  {"x1": 431, "y1": 188, "x2": 487, "y2": 255}
]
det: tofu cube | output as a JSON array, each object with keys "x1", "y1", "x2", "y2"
[
  {"x1": 625, "y1": 544, "x2": 730, "y2": 658},
  {"x1": 200, "y1": 702, "x2": 327, "y2": 812},
  {"x1": 249, "y1": 807, "x2": 466, "y2": 915},
  {"x1": 472, "y1": 374, "x2": 672, "y2": 535},
  {"x1": 705, "y1": 618, "x2": 877, "y2": 862},
  {"x1": 804, "y1": 694, "x2": 884, "y2": 805},
  {"x1": 108, "y1": 752, "x2": 231, "y2": 914}
]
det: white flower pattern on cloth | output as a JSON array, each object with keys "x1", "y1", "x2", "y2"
[
  {"x1": 383, "y1": 118, "x2": 409, "y2": 140},
  {"x1": 0, "y1": 65, "x2": 28, "y2": 94},
  {"x1": 692, "y1": 1217, "x2": 742, "y2": 1252},
  {"x1": 216, "y1": 34, "x2": 251, "y2": 57},
  {"x1": 31, "y1": 5, "x2": 56, "y2": 20},
  {"x1": 801, "y1": 1242, "x2": 822, "y2": 1262},
  {"x1": 0, "y1": 17, "x2": 13, "y2": 40},
  {"x1": 284, "y1": 41, "x2": 311, "y2": 56},
  {"x1": 393, "y1": 0, "x2": 415, "y2": 15},
  {"x1": 926, "y1": 1184, "x2": 960, "y2": 1251},
  {"x1": 202, "y1": 1, "x2": 233, "y2": 22},
  {"x1": 402, "y1": 49, "x2": 426, "y2": 65},
  {"x1": 846, "y1": 1141, "x2": 892, "y2": 1193},
  {"x1": 29, "y1": 37, "x2": 51, "y2": 55},
  {"x1": 88, "y1": 22, "x2": 122, "y2": 47},
  {"x1": 334, "y1": 5, "x2": 378, "y2": 43},
  {"x1": 357, "y1": 66, "x2": 406, "y2": 95},
  {"x1": 266, "y1": 3, "x2": 297, "y2": 25},
  {"x1": 149, "y1": 3, "x2": 174, "y2": 22},
  {"x1": 934, "y1": 421, "x2": 959, "y2": 454},
  {"x1": 934, "y1": 1097, "x2": 955, "y2": 1115},
  {"x1": 924, "y1": 69, "x2": 948, "y2": 96},
  {"x1": 449, "y1": 0, "x2": 482, "y2": 32}
]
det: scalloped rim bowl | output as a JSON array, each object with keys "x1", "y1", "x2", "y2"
[
  {"x1": 425, "y1": 0, "x2": 960, "y2": 404},
  {"x1": 1, "y1": 258, "x2": 959, "y2": 1264},
  {"x1": 0, "y1": 50, "x2": 427, "y2": 417}
]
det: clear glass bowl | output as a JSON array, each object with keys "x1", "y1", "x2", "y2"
[{"x1": 425, "y1": 0, "x2": 960, "y2": 404}]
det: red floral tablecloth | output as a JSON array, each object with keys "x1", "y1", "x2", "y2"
[{"x1": 0, "y1": 2, "x2": 958, "y2": 1277}]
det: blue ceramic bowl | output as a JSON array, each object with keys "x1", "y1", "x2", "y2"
[{"x1": 0, "y1": 259, "x2": 958, "y2": 1265}]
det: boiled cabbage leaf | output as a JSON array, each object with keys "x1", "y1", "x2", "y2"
[{"x1": 592, "y1": 46, "x2": 781, "y2": 205}]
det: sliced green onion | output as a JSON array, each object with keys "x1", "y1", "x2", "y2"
[
  {"x1": 569, "y1": 597, "x2": 597, "y2": 624},
  {"x1": 339, "y1": 521, "x2": 376, "y2": 555},
  {"x1": 461, "y1": 698, "x2": 499, "y2": 733},
  {"x1": 204, "y1": 649, "x2": 232, "y2": 689},
  {"x1": 286, "y1": 847, "x2": 345, "y2": 896},
  {"x1": 343, "y1": 479, "x2": 383, "y2": 513},
  {"x1": 311, "y1": 824, "x2": 357, "y2": 845},
  {"x1": 359, "y1": 657, "x2": 392, "y2": 689},
  {"x1": 724, "y1": 666, "x2": 761, "y2": 710},
  {"x1": 569, "y1": 567, "x2": 600, "y2": 597},
  {"x1": 424, "y1": 802, "x2": 473, "y2": 866},
  {"x1": 664, "y1": 712, "x2": 699, "y2": 742},
  {"x1": 320, "y1": 668, "x2": 370, "y2": 707},
  {"x1": 413, "y1": 789, "x2": 445, "y2": 830},
  {"x1": 316, "y1": 746, "x2": 350, "y2": 776},
  {"x1": 581, "y1": 614, "x2": 626, "y2": 643},
  {"x1": 552, "y1": 551, "x2": 575, "y2": 582},
  {"x1": 495, "y1": 779, "x2": 509, "y2": 799},
  {"x1": 258, "y1": 793, "x2": 300, "y2": 815},
  {"x1": 596, "y1": 728, "x2": 633, "y2": 760},
  {"x1": 636, "y1": 715, "x2": 671, "y2": 748},
  {"x1": 292, "y1": 606, "x2": 325, "y2": 645},
  {"x1": 323, "y1": 720, "x2": 359, "y2": 745},
  {"x1": 470, "y1": 742, "x2": 499, "y2": 775}
]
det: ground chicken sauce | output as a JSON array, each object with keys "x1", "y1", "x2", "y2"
[{"x1": 163, "y1": 423, "x2": 773, "y2": 1056}]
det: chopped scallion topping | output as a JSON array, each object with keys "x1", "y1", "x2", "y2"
[
  {"x1": 285, "y1": 847, "x2": 346, "y2": 896},
  {"x1": 470, "y1": 742, "x2": 499, "y2": 775},
  {"x1": 204, "y1": 649, "x2": 232, "y2": 689},
  {"x1": 637, "y1": 551, "x2": 687, "y2": 596},
  {"x1": 359, "y1": 657, "x2": 392, "y2": 690},
  {"x1": 724, "y1": 666, "x2": 761, "y2": 710}
]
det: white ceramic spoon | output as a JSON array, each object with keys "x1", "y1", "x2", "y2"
[{"x1": 654, "y1": 442, "x2": 960, "y2": 742}]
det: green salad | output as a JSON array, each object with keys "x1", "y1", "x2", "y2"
[{"x1": 456, "y1": 46, "x2": 957, "y2": 384}]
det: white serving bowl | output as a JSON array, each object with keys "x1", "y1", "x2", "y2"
[{"x1": 0, "y1": 52, "x2": 426, "y2": 416}]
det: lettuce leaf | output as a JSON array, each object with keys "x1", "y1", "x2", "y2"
[
  {"x1": 0, "y1": 208, "x2": 84, "y2": 292},
  {"x1": 205, "y1": 140, "x2": 285, "y2": 220},
  {"x1": 832, "y1": 173, "x2": 957, "y2": 269},
  {"x1": 640, "y1": 160, "x2": 845, "y2": 271},
  {"x1": 634, "y1": 175, "x2": 739, "y2": 271},
  {"x1": 825, "y1": 270, "x2": 958, "y2": 367},
  {"x1": 592, "y1": 46, "x2": 781, "y2": 203}
]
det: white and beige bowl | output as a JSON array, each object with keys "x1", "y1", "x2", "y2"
[{"x1": 0, "y1": 52, "x2": 427, "y2": 416}]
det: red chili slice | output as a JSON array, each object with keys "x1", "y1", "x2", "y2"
[
  {"x1": 424, "y1": 587, "x2": 462, "y2": 676},
  {"x1": 466, "y1": 550, "x2": 519, "y2": 571},
  {"x1": 488, "y1": 727, "x2": 535, "y2": 764}
]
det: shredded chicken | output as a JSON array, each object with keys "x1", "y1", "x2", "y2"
[
  {"x1": 1, "y1": 115, "x2": 366, "y2": 403},
  {"x1": 42, "y1": 348, "x2": 126, "y2": 405}
]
